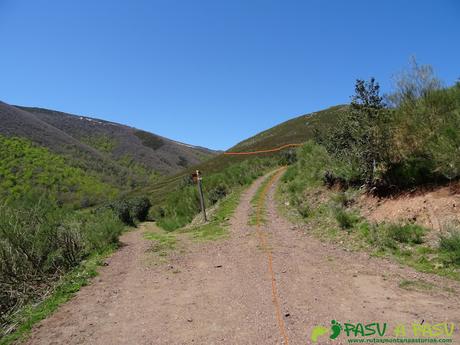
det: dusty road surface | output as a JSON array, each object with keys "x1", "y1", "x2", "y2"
[{"x1": 25, "y1": 172, "x2": 460, "y2": 345}]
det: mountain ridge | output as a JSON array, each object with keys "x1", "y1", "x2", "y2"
[{"x1": 0, "y1": 101, "x2": 218, "y2": 175}]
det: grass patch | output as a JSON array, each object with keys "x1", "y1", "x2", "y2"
[
  {"x1": 399, "y1": 279, "x2": 435, "y2": 292},
  {"x1": 144, "y1": 230, "x2": 177, "y2": 256},
  {"x1": 190, "y1": 188, "x2": 243, "y2": 241},
  {"x1": 439, "y1": 227, "x2": 460, "y2": 266},
  {"x1": 366, "y1": 223, "x2": 426, "y2": 249},
  {"x1": 0, "y1": 247, "x2": 116, "y2": 345},
  {"x1": 191, "y1": 223, "x2": 227, "y2": 241},
  {"x1": 248, "y1": 173, "x2": 275, "y2": 225},
  {"x1": 335, "y1": 208, "x2": 360, "y2": 230}
]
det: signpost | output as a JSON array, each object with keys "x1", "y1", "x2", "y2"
[{"x1": 192, "y1": 170, "x2": 207, "y2": 222}]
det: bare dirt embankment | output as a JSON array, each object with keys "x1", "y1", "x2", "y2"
[
  {"x1": 359, "y1": 182, "x2": 460, "y2": 244},
  {"x1": 24, "y1": 173, "x2": 460, "y2": 345}
]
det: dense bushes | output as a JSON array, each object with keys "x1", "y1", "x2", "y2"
[
  {"x1": 130, "y1": 197, "x2": 152, "y2": 221},
  {"x1": 317, "y1": 61, "x2": 460, "y2": 192},
  {"x1": 106, "y1": 197, "x2": 152, "y2": 225},
  {"x1": 155, "y1": 157, "x2": 277, "y2": 231},
  {"x1": 0, "y1": 197, "x2": 125, "y2": 328}
]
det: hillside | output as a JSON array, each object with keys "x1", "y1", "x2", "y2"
[
  {"x1": 17, "y1": 105, "x2": 217, "y2": 173},
  {"x1": 0, "y1": 101, "x2": 217, "y2": 176},
  {"x1": 0, "y1": 136, "x2": 118, "y2": 207},
  {"x1": 147, "y1": 105, "x2": 345, "y2": 203},
  {"x1": 0, "y1": 101, "x2": 218, "y2": 207},
  {"x1": 229, "y1": 105, "x2": 346, "y2": 152}
]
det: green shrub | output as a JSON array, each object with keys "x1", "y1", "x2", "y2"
[
  {"x1": 148, "y1": 205, "x2": 165, "y2": 221},
  {"x1": 439, "y1": 227, "x2": 460, "y2": 265},
  {"x1": 108, "y1": 200, "x2": 135, "y2": 226},
  {"x1": 129, "y1": 197, "x2": 152, "y2": 222},
  {"x1": 335, "y1": 208, "x2": 360, "y2": 230},
  {"x1": 208, "y1": 184, "x2": 229, "y2": 204},
  {"x1": 81, "y1": 210, "x2": 124, "y2": 252},
  {"x1": 383, "y1": 157, "x2": 437, "y2": 189},
  {"x1": 106, "y1": 196, "x2": 152, "y2": 225},
  {"x1": 279, "y1": 149, "x2": 297, "y2": 165},
  {"x1": 386, "y1": 223, "x2": 425, "y2": 244},
  {"x1": 366, "y1": 223, "x2": 398, "y2": 250},
  {"x1": 321, "y1": 78, "x2": 389, "y2": 186},
  {"x1": 297, "y1": 202, "x2": 312, "y2": 219},
  {"x1": 364, "y1": 222, "x2": 426, "y2": 251}
]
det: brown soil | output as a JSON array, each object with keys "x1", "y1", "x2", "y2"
[
  {"x1": 24, "y1": 173, "x2": 460, "y2": 345},
  {"x1": 360, "y1": 183, "x2": 460, "y2": 244}
]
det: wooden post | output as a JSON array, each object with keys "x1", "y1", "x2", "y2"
[{"x1": 196, "y1": 170, "x2": 207, "y2": 222}]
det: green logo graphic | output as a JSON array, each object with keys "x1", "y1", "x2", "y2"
[
  {"x1": 310, "y1": 320, "x2": 455, "y2": 343},
  {"x1": 310, "y1": 320, "x2": 341, "y2": 343},
  {"x1": 310, "y1": 325, "x2": 328, "y2": 343},
  {"x1": 330, "y1": 320, "x2": 342, "y2": 339}
]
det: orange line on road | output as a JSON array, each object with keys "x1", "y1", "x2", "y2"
[
  {"x1": 224, "y1": 143, "x2": 302, "y2": 155},
  {"x1": 255, "y1": 167, "x2": 289, "y2": 345}
]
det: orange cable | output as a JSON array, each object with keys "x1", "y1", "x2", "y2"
[{"x1": 224, "y1": 143, "x2": 302, "y2": 155}]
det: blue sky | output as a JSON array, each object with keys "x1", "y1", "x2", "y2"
[{"x1": 0, "y1": 1, "x2": 459, "y2": 150}]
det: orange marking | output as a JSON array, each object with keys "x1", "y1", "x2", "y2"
[
  {"x1": 224, "y1": 143, "x2": 302, "y2": 155},
  {"x1": 255, "y1": 167, "x2": 289, "y2": 345}
]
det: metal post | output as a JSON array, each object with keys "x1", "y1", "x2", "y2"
[{"x1": 196, "y1": 170, "x2": 207, "y2": 222}]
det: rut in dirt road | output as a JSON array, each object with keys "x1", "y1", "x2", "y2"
[{"x1": 24, "y1": 171, "x2": 460, "y2": 345}]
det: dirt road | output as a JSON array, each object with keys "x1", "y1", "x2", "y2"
[{"x1": 25, "y1": 172, "x2": 460, "y2": 345}]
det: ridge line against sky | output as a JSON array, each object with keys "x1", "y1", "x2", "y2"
[{"x1": 0, "y1": 0, "x2": 459, "y2": 150}]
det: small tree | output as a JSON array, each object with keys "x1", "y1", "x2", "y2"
[{"x1": 324, "y1": 78, "x2": 390, "y2": 186}]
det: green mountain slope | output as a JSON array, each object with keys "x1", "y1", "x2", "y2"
[
  {"x1": 147, "y1": 105, "x2": 345, "y2": 204},
  {"x1": 0, "y1": 135, "x2": 118, "y2": 208},
  {"x1": 229, "y1": 105, "x2": 346, "y2": 152}
]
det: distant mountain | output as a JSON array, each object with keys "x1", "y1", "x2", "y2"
[{"x1": 0, "y1": 102, "x2": 218, "y2": 175}]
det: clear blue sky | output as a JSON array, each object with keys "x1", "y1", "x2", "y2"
[{"x1": 1, "y1": 1, "x2": 459, "y2": 150}]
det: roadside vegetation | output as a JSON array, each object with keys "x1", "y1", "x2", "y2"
[
  {"x1": 188, "y1": 187, "x2": 244, "y2": 241},
  {"x1": 279, "y1": 60, "x2": 460, "y2": 280},
  {"x1": 316, "y1": 59, "x2": 460, "y2": 192},
  {"x1": 0, "y1": 137, "x2": 154, "y2": 345},
  {"x1": 0, "y1": 194, "x2": 153, "y2": 342},
  {"x1": 153, "y1": 157, "x2": 279, "y2": 231},
  {"x1": 0, "y1": 248, "x2": 113, "y2": 345}
]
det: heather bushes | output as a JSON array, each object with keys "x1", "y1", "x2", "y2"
[
  {"x1": 0, "y1": 197, "x2": 124, "y2": 326},
  {"x1": 106, "y1": 197, "x2": 152, "y2": 225}
]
